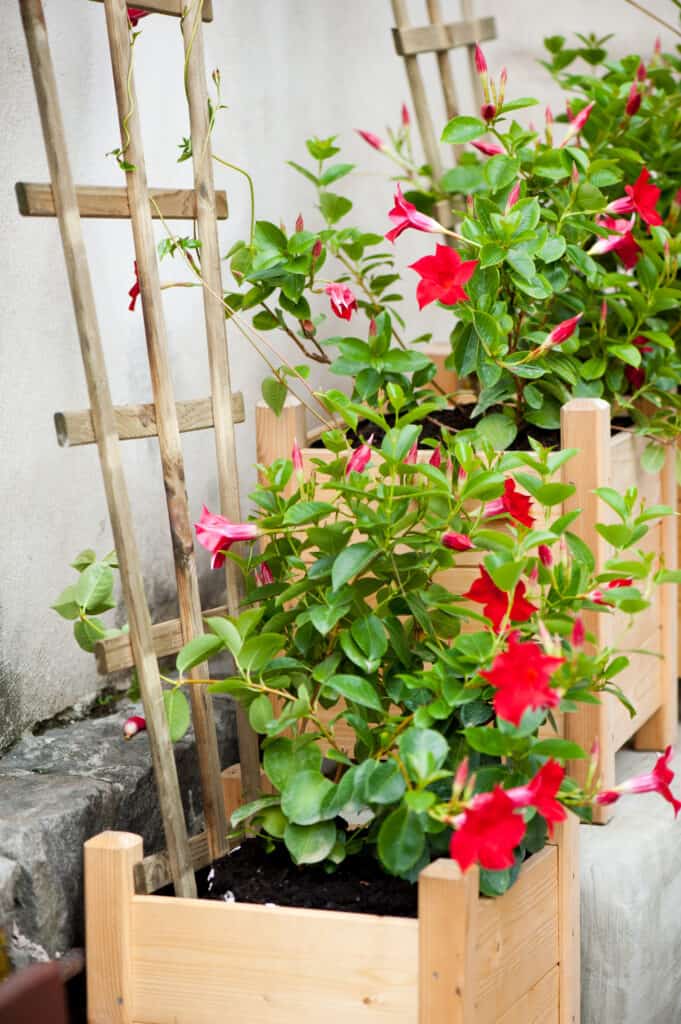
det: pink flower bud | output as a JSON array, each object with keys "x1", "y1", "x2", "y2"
[
  {"x1": 301, "y1": 319, "x2": 315, "y2": 337},
  {"x1": 636, "y1": 60, "x2": 647, "y2": 81},
  {"x1": 545, "y1": 105, "x2": 554, "y2": 126},
  {"x1": 357, "y1": 129, "x2": 385, "y2": 151},
  {"x1": 465, "y1": 194, "x2": 475, "y2": 215},
  {"x1": 474, "y1": 43, "x2": 488, "y2": 75},
  {"x1": 498, "y1": 67, "x2": 508, "y2": 107},
  {"x1": 571, "y1": 162, "x2": 580, "y2": 186},
  {"x1": 538, "y1": 544, "x2": 553, "y2": 567},
  {"x1": 481, "y1": 102, "x2": 497, "y2": 122},
  {"x1": 312, "y1": 239, "x2": 323, "y2": 260},
  {"x1": 546, "y1": 312, "x2": 583, "y2": 347},
  {"x1": 404, "y1": 442, "x2": 419, "y2": 466},
  {"x1": 453, "y1": 756, "x2": 470, "y2": 796},
  {"x1": 471, "y1": 139, "x2": 504, "y2": 157},
  {"x1": 572, "y1": 100, "x2": 595, "y2": 132},
  {"x1": 442, "y1": 531, "x2": 474, "y2": 552},
  {"x1": 255, "y1": 562, "x2": 275, "y2": 586},
  {"x1": 401, "y1": 103, "x2": 410, "y2": 127},
  {"x1": 295, "y1": 213, "x2": 304, "y2": 233},
  {"x1": 368, "y1": 318, "x2": 377, "y2": 337},
  {"x1": 654, "y1": 36, "x2": 662, "y2": 54},
  {"x1": 505, "y1": 180, "x2": 521, "y2": 213},
  {"x1": 625, "y1": 81, "x2": 641, "y2": 117},
  {"x1": 429, "y1": 447, "x2": 442, "y2": 468},
  {"x1": 291, "y1": 438, "x2": 303, "y2": 472},
  {"x1": 123, "y1": 715, "x2": 146, "y2": 740},
  {"x1": 600, "y1": 299, "x2": 608, "y2": 325},
  {"x1": 346, "y1": 435, "x2": 374, "y2": 476}
]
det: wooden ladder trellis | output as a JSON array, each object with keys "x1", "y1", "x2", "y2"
[
  {"x1": 389, "y1": 0, "x2": 496, "y2": 223},
  {"x1": 18, "y1": 0, "x2": 260, "y2": 898}
]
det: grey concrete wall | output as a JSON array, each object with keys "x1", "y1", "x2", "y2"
[{"x1": 1, "y1": 0, "x2": 675, "y2": 749}]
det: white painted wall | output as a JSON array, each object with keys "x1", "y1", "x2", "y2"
[{"x1": 1, "y1": 0, "x2": 675, "y2": 748}]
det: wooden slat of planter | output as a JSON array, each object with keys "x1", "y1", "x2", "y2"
[
  {"x1": 497, "y1": 966, "x2": 559, "y2": 1024},
  {"x1": 55, "y1": 394, "x2": 245, "y2": 447},
  {"x1": 15, "y1": 183, "x2": 227, "y2": 219},
  {"x1": 89, "y1": 0, "x2": 213, "y2": 20},
  {"x1": 131, "y1": 896, "x2": 419, "y2": 1023},
  {"x1": 393, "y1": 15, "x2": 496, "y2": 56},
  {"x1": 94, "y1": 603, "x2": 227, "y2": 674},
  {"x1": 419, "y1": 859, "x2": 478, "y2": 1021},
  {"x1": 20, "y1": 0, "x2": 195, "y2": 898},
  {"x1": 610, "y1": 635, "x2": 666, "y2": 752},
  {"x1": 610, "y1": 431, "x2": 663, "y2": 508},
  {"x1": 554, "y1": 813, "x2": 580, "y2": 1024},
  {"x1": 103, "y1": 0, "x2": 226, "y2": 862}
]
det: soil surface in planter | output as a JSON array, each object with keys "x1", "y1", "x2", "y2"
[
  {"x1": 312, "y1": 407, "x2": 630, "y2": 451},
  {"x1": 201, "y1": 841, "x2": 418, "y2": 917}
]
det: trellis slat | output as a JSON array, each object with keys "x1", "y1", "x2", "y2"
[
  {"x1": 19, "y1": 0, "x2": 195, "y2": 898},
  {"x1": 89, "y1": 0, "x2": 213, "y2": 20},
  {"x1": 103, "y1": 0, "x2": 227, "y2": 862},
  {"x1": 392, "y1": 15, "x2": 496, "y2": 56},
  {"x1": 16, "y1": 183, "x2": 228, "y2": 219},
  {"x1": 54, "y1": 394, "x2": 245, "y2": 447},
  {"x1": 94, "y1": 603, "x2": 228, "y2": 674}
]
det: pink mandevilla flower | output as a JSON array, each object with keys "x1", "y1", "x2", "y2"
[
  {"x1": 325, "y1": 283, "x2": 357, "y2": 321},
  {"x1": 471, "y1": 139, "x2": 504, "y2": 157},
  {"x1": 255, "y1": 562, "x2": 275, "y2": 587},
  {"x1": 346, "y1": 436, "x2": 374, "y2": 476},
  {"x1": 195, "y1": 505, "x2": 259, "y2": 570},
  {"x1": 546, "y1": 312, "x2": 583, "y2": 347},
  {"x1": 607, "y1": 167, "x2": 662, "y2": 227},
  {"x1": 291, "y1": 438, "x2": 304, "y2": 473},
  {"x1": 442, "y1": 531, "x2": 474, "y2": 552},
  {"x1": 596, "y1": 747, "x2": 681, "y2": 816},
  {"x1": 386, "y1": 184, "x2": 443, "y2": 243},
  {"x1": 128, "y1": 261, "x2": 141, "y2": 312},
  {"x1": 589, "y1": 215, "x2": 641, "y2": 270},
  {"x1": 356, "y1": 129, "x2": 384, "y2": 151}
]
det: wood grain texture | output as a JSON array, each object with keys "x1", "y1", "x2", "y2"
[
  {"x1": 425, "y1": 0, "x2": 462, "y2": 141},
  {"x1": 103, "y1": 0, "x2": 226, "y2": 861},
  {"x1": 393, "y1": 15, "x2": 496, "y2": 56},
  {"x1": 552, "y1": 814, "x2": 580, "y2": 1024},
  {"x1": 85, "y1": 831, "x2": 143, "y2": 1023},
  {"x1": 90, "y1": 0, "x2": 213, "y2": 20},
  {"x1": 221, "y1": 764, "x2": 274, "y2": 830},
  {"x1": 94, "y1": 604, "x2": 227, "y2": 674},
  {"x1": 560, "y1": 399, "x2": 614, "y2": 822},
  {"x1": 419, "y1": 859, "x2": 478, "y2": 1023},
  {"x1": 19, "y1": 0, "x2": 194, "y2": 897},
  {"x1": 180, "y1": 4, "x2": 261, "y2": 803},
  {"x1": 55, "y1": 394, "x2": 245, "y2": 447},
  {"x1": 134, "y1": 831, "x2": 210, "y2": 896},
  {"x1": 497, "y1": 968, "x2": 559, "y2": 1024},
  {"x1": 15, "y1": 182, "x2": 227, "y2": 219},
  {"x1": 256, "y1": 396, "x2": 307, "y2": 492}
]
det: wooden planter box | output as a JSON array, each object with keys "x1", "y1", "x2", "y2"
[
  {"x1": 257, "y1": 394, "x2": 677, "y2": 819},
  {"x1": 84, "y1": 813, "x2": 579, "y2": 1024}
]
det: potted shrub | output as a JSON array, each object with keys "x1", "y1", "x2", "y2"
[{"x1": 85, "y1": 405, "x2": 681, "y2": 1022}]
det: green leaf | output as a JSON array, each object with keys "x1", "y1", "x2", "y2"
[
  {"x1": 283, "y1": 501, "x2": 335, "y2": 525},
  {"x1": 73, "y1": 617, "x2": 107, "y2": 652},
  {"x1": 252, "y1": 310, "x2": 279, "y2": 331},
  {"x1": 163, "y1": 689, "x2": 191, "y2": 742},
  {"x1": 249, "y1": 694, "x2": 275, "y2": 734},
  {"x1": 320, "y1": 192, "x2": 353, "y2": 225},
  {"x1": 325, "y1": 674, "x2": 383, "y2": 711},
  {"x1": 319, "y1": 162, "x2": 355, "y2": 185},
  {"x1": 500, "y1": 96, "x2": 538, "y2": 113},
  {"x1": 231, "y1": 794, "x2": 282, "y2": 827},
  {"x1": 441, "y1": 115, "x2": 487, "y2": 144},
  {"x1": 531, "y1": 738, "x2": 586, "y2": 760},
  {"x1": 237, "y1": 634, "x2": 283, "y2": 674},
  {"x1": 74, "y1": 562, "x2": 114, "y2": 613},
  {"x1": 71, "y1": 549, "x2": 97, "y2": 571},
  {"x1": 176, "y1": 633, "x2": 224, "y2": 674},
  {"x1": 254, "y1": 220, "x2": 287, "y2": 254},
  {"x1": 483, "y1": 154, "x2": 519, "y2": 191},
  {"x1": 475, "y1": 413, "x2": 517, "y2": 450},
  {"x1": 284, "y1": 821, "x2": 337, "y2": 865},
  {"x1": 351, "y1": 615, "x2": 388, "y2": 661},
  {"x1": 479, "y1": 243, "x2": 506, "y2": 268},
  {"x1": 641, "y1": 444, "x2": 666, "y2": 475},
  {"x1": 261, "y1": 377, "x2": 287, "y2": 416},
  {"x1": 51, "y1": 584, "x2": 81, "y2": 620},
  {"x1": 364, "y1": 761, "x2": 406, "y2": 804},
  {"x1": 281, "y1": 770, "x2": 337, "y2": 825},
  {"x1": 464, "y1": 726, "x2": 514, "y2": 756},
  {"x1": 287, "y1": 160, "x2": 319, "y2": 185},
  {"x1": 263, "y1": 738, "x2": 322, "y2": 791},
  {"x1": 377, "y1": 805, "x2": 425, "y2": 875},
  {"x1": 398, "y1": 727, "x2": 449, "y2": 782},
  {"x1": 331, "y1": 542, "x2": 376, "y2": 590},
  {"x1": 204, "y1": 617, "x2": 242, "y2": 657}
]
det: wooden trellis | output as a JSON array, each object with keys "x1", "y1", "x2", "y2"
[
  {"x1": 17, "y1": 0, "x2": 260, "y2": 897},
  {"x1": 390, "y1": 0, "x2": 496, "y2": 223}
]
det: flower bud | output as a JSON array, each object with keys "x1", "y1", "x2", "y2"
[
  {"x1": 295, "y1": 212, "x2": 304, "y2": 233},
  {"x1": 625, "y1": 81, "x2": 641, "y2": 117},
  {"x1": 255, "y1": 562, "x2": 275, "y2": 586},
  {"x1": 123, "y1": 715, "x2": 146, "y2": 740},
  {"x1": 428, "y1": 447, "x2": 442, "y2": 468},
  {"x1": 442, "y1": 531, "x2": 474, "y2": 552},
  {"x1": 636, "y1": 60, "x2": 647, "y2": 81},
  {"x1": 538, "y1": 544, "x2": 553, "y2": 567},
  {"x1": 312, "y1": 239, "x2": 323, "y2": 260},
  {"x1": 368, "y1": 318, "x2": 377, "y2": 337},
  {"x1": 498, "y1": 67, "x2": 508, "y2": 108},
  {"x1": 474, "y1": 43, "x2": 488, "y2": 75},
  {"x1": 600, "y1": 299, "x2": 608, "y2": 325},
  {"x1": 301, "y1": 319, "x2": 315, "y2": 337},
  {"x1": 505, "y1": 180, "x2": 521, "y2": 213},
  {"x1": 291, "y1": 438, "x2": 304, "y2": 472},
  {"x1": 401, "y1": 103, "x2": 410, "y2": 127},
  {"x1": 481, "y1": 102, "x2": 497, "y2": 122},
  {"x1": 357, "y1": 129, "x2": 385, "y2": 151},
  {"x1": 404, "y1": 442, "x2": 419, "y2": 466}
]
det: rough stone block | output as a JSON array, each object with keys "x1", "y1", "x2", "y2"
[
  {"x1": 581, "y1": 735, "x2": 681, "y2": 1024},
  {"x1": 0, "y1": 698, "x2": 238, "y2": 959}
]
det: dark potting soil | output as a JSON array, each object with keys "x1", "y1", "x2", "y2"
[
  {"x1": 313, "y1": 406, "x2": 630, "y2": 452},
  {"x1": 200, "y1": 840, "x2": 418, "y2": 918}
]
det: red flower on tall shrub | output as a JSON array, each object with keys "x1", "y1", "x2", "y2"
[
  {"x1": 127, "y1": 6, "x2": 151, "y2": 26},
  {"x1": 409, "y1": 244, "x2": 478, "y2": 309},
  {"x1": 325, "y1": 283, "x2": 357, "y2": 321},
  {"x1": 507, "y1": 760, "x2": 567, "y2": 835},
  {"x1": 607, "y1": 167, "x2": 662, "y2": 227},
  {"x1": 480, "y1": 632, "x2": 563, "y2": 725},
  {"x1": 589, "y1": 215, "x2": 641, "y2": 269},
  {"x1": 483, "y1": 478, "x2": 534, "y2": 528},
  {"x1": 195, "y1": 506, "x2": 259, "y2": 569},
  {"x1": 449, "y1": 787, "x2": 526, "y2": 871},
  {"x1": 463, "y1": 567, "x2": 537, "y2": 632}
]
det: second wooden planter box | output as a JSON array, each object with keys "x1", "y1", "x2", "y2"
[
  {"x1": 256, "y1": 394, "x2": 677, "y2": 817},
  {"x1": 84, "y1": 813, "x2": 579, "y2": 1024}
]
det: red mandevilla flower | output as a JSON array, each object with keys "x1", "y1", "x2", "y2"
[
  {"x1": 442, "y1": 531, "x2": 474, "y2": 552},
  {"x1": 449, "y1": 787, "x2": 526, "y2": 872},
  {"x1": 546, "y1": 312, "x2": 583, "y2": 347},
  {"x1": 123, "y1": 715, "x2": 146, "y2": 739},
  {"x1": 386, "y1": 184, "x2": 443, "y2": 243},
  {"x1": 607, "y1": 167, "x2": 662, "y2": 227},
  {"x1": 471, "y1": 139, "x2": 504, "y2": 157},
  {"x1": 481, "y1": 632, "x2": 564, "y2": 726},
  {"x1": 428, "y1": 447, "x2": 442, "y2": 468},
  {"x1": 625, "y1": 81, "x2": 642, "y2": 117},
  {"x1": 195, "y1": 506, "x2": 259, "y2": 570},
  {"x1": 128, "y1": 260, "x2": 141, "y2": 312},
  {"x1": 463, "y1": 566, "x2": 537, "y2": 633},
  {"x1": 346, "y1": 436, "x2": 374, "y2": 476},
  {"x1": 587, "y1": 578, "x2": 633, "y2": 605},
  {"x1": 596, "y1": 747, "x2": 681, "y2": 816},
  {"x1": 507, "y1": 760, "x2": 567, "y2": 836},
  {"x1": 325, "y1": 283, "x2": 357, "y2": 321},
  {"x1": 571, "y1": 615, "x2": 585, "y2": 648},
  {"x1": 483, "y1": 478, "x2": 535, "y2": 528},
  {"x1": 127, "y1": 6, "x2": 151, "y2": 27},
  {"x1": 255, "y1": 562, "x2": 275, "y2": 586},
  {"x1": 409, "y1": 244, "x2": 479, "y2": 310},
  {"x1": 356, "y1": 129, "x2": 384, "y2": 151},
  {"x1": 589, "y1": 215, "x2": 641, "y2": 270}
]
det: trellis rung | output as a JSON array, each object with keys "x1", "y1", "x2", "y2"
[
  {"x1": 392, "y1": 16, "x2": 496, "y2": 57},
  {"x1": 89, "y1": 0, "x2": 213, "y2": 21},
  {"x1": 54, "y1": 394, "x2": 245, "y2": 448},
  {"x1": 134, "y1": 830, "x2": 210, "y2": 895},
  {"x1": 94, "y1": 603, "x2": 227, "y2": 674},
  {"x1": 16, "y1": 183, "x2": 228, "y2": 220}
]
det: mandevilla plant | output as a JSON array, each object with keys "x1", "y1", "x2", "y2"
[{"x1": 171, "y1": 401, "x2": 678, "y2": 889}]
